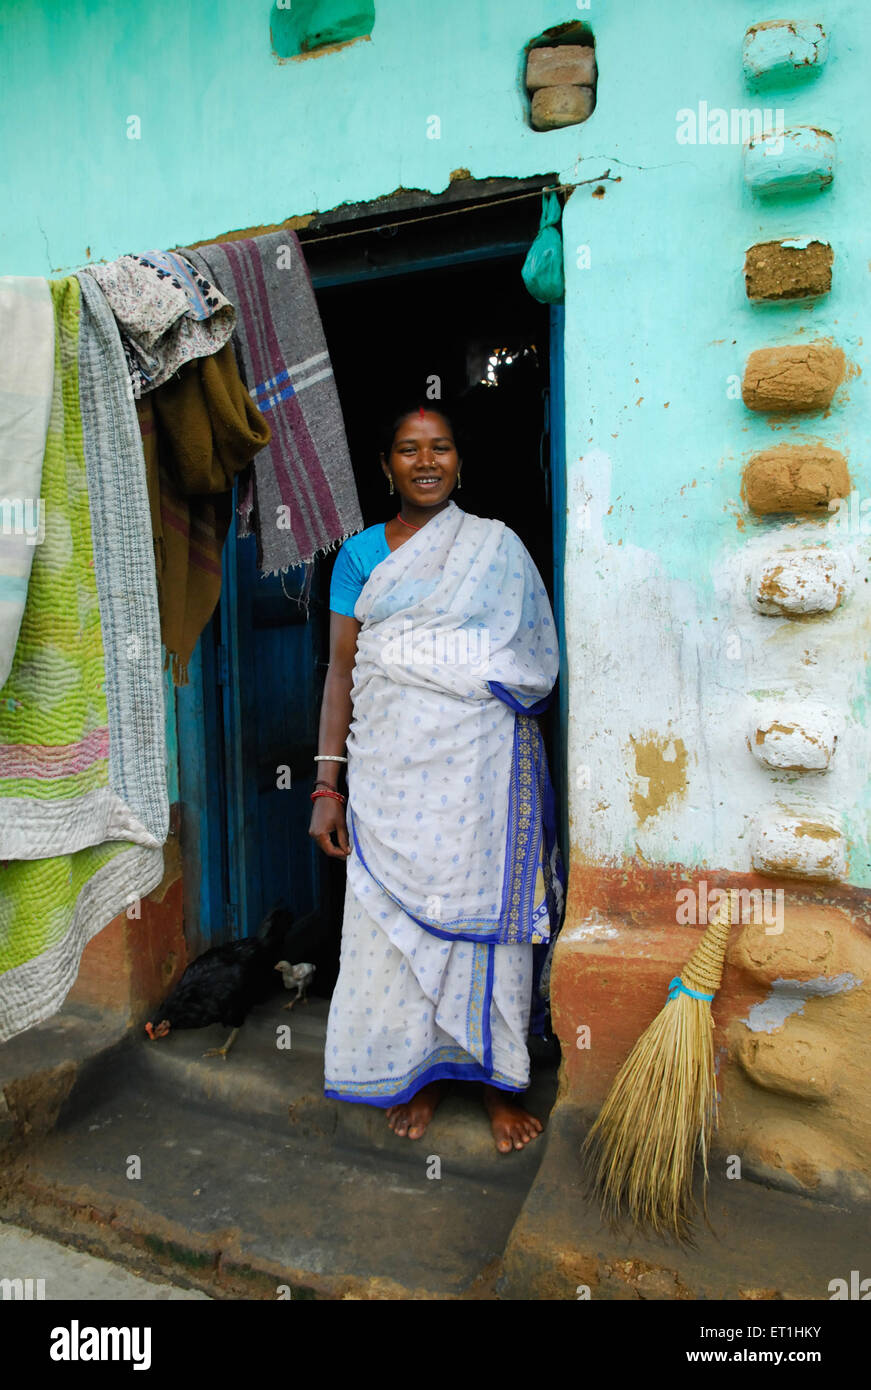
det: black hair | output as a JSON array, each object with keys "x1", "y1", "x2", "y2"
[{"x1": 378, "y1": 401, "x2": 464, "y2": 460}]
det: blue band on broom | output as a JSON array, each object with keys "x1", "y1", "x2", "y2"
[{"x1": 580, "y1": 895, "x2": 735, "y2": 1242}]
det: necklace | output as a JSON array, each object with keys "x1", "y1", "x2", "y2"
[{"x1": 396, "y1": 512, "x2": 422, "y2": 531}]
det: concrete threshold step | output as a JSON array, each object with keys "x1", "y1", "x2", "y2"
[
  {"x1": 2, "y1": 1079, "x2": 552, "y2": 1300},
  {"x1": 0, "y1": 1004, "x2": 130, "y2": 1147},
  {"x1": 1, "y1": 997, "x2": 561, "y2": 1299},
  {"x1": 80, "y1": 997, "x2": 560, "y2": 1168},
  {"x1": 0, "y1": 1006, "x2": 134, "y2": 1156},
  {"x1": 0, "y1": 1003, "x2": 129, "y2": 1092}
]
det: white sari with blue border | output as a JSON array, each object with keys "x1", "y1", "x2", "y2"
[{"x1": 324, "y1": 503, "x2": 563, "y2": 1106}]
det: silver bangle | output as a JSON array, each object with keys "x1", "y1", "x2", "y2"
[{"x1": 314, "y1": 754, "x2": 348, "y2": 762}]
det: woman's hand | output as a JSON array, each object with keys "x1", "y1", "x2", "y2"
[
  {"x1": 310, "y1": 612, "x2": 359, "y2": 859},
  {"x1": 309, "y1": 795, "x2": 351, "y2": 858}
]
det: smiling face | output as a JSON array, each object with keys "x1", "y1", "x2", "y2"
[{"x1": 381, "y1": 410, "x2": 460, "y2": 510}]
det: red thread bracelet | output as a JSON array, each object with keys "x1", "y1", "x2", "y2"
[{"x1": 310, "y1": 788, "x2": 346, "y2": 805}]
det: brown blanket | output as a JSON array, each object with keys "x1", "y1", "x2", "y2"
[{"x1": 137, "y1": 343, "x2": 270, "y2": 684}]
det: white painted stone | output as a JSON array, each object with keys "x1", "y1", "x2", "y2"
[
  {"x1": 749, "y1": 547, "x2": 851, "y2": 616},
  {"x1": 743, "y1": 21, "x2": 828, "y2": 83},
  {"x1": 748, "y1": 702, "x2": 837, "y2": 771},
  {"x1": 751, "y1": 809, "x2": 847, "y2": 880},
  {"x1": 743, "y1": 126, "x2": 835, "y2": 196}
]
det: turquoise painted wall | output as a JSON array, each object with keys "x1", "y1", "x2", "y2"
[
  {"x1": 2, "y1": 0, "x2": 868, "y2": 887},
  {"x1": 0, "y1": 0, "x2": 585, "y2": 274},
  {"x1": 558, "y1": 1, "x2": 871, "y2": 883}
]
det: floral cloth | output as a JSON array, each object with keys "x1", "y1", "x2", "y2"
[{"x1": 80, "y1": 249, "x2": 235, "y2": 397}]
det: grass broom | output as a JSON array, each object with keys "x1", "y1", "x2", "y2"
[{"x1": 580, "y1": 893, "x2": 735, "y2": 1242}]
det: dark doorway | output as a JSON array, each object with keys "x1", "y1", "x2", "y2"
[
  {"x1": 181, "y1": 189, "x2": 566, "y2": 993},
  {"x1": 317, "y1": 258, "x2": 553, "y2": 591},
  {"x1": 309, "y1": 254, "x2": 557, "y2": 993}
]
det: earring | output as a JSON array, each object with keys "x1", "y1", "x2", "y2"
[
  {"x1": 457, "y1": 470, "x2": 462, "y2": 490},
  {"x1": 388, "y1": 475, "x2": 394, "y2": 495}
]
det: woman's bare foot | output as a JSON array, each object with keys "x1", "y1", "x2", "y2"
[
  {"x1": 386, "y1": 1081, "x2": 446, "y2": 1139},
  {"x1": 483, "y1": 1085, "x2": 544, "y2": 1153}
]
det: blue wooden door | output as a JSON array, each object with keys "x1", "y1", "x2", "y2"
[
  {"x1": 176, "y1": 492, "x2": 328, "y2": 948},
  {"x1": 218, "y1": 515, "x2": 326, "y2": 938}
]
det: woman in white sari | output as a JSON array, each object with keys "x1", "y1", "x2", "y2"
[{"x1": 309, "y1": 406, "x2": 564, "y2": 1152}]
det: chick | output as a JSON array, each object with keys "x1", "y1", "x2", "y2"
[{"x1": 274, "y1": 960, "x2": 316, "y2": 1011}]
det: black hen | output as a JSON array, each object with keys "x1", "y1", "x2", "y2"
[{"x1": 145, "y1": 907, "x2": 292, "y2": 1059}]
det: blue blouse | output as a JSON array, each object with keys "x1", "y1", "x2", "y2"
[
  {"x1": 329, "y1": 523, "x2": 390, "y2": 616},
  {"x1": 329, "y1": 518, "x2": 554, "y2": 715}
]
